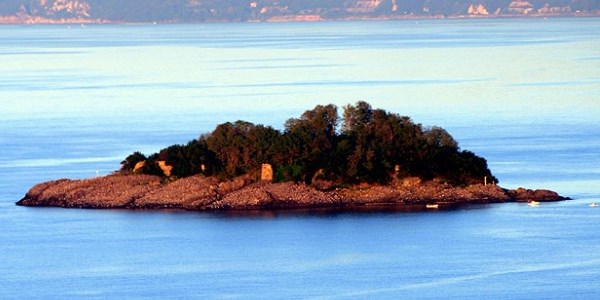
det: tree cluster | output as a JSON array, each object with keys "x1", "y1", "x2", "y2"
[{"x1": 121, "y1": 101, "x2": 497, "y2": 186}]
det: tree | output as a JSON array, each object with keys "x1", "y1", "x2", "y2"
[
  {"x1": 341, "y1": 103, "x2": 426, "y2": 183},
  {"x1": 204, "y1": 121, "x2": 284, "y2": 179},
  {"x1": 120, "y1": 151, "x2": 147, "y2": 172},
  {"x1": 204, "y1": 121, "x2": 250, "y2": 178},
  {"x1": 242, "y1": 123, "x2": 284, "y2": 170},
  {"x1": 342, "y1": 101, "x2": 373, "y2": 134},
  {"x1": 139, "y1": 153, "x2": 165, "y2": 177},
  {"x1": 184, "y1": 139, "x2": 219, "y2": 177},
  {"x1": 423, "y1": 126, "x2": 458, "y2": 150},
  {"x1": 284, "y1": 104, "x2": 339, "y2": 182},
  {"x1": 121, "y1": 101, "x2": 497, "y2": 187}
]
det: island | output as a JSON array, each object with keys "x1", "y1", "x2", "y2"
[{"x1": 17, "y1": 101, "x2": 569, "y2": 212}]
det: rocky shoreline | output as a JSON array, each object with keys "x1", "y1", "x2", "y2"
[{"x1": 17, "y1": 174, "x2": 569, "y2": 212}]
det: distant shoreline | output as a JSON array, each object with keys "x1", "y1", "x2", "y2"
[{"x1": 1, "y1": 13, "x2": 598, "y2": 25}]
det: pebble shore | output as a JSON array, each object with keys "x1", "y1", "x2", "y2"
[{"x1": 17, "y1": 174, "x2": 569, "y2": 212}]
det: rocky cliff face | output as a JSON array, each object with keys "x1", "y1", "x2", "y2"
[{"x1": 0, "y1": 0, "x2": 598, "y2": 23}]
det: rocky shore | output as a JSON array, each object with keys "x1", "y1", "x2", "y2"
[{"x1": 17, "y1": 174, "x2": 569, "y2": 212}]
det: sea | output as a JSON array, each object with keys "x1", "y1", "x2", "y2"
[{"x1": 1, "y1": 18, "x2": 599, "y2": 299}]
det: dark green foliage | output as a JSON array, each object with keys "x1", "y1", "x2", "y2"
[
  {"x1": 274, "y1": 164, "x2": 304, "y2": 183},
  {"x1": 340, "y1": 102, "x2": 430, "y2": 183},
  {"x1": 342, "y1": 101, "x2": 373, "y2": 134},
  {"x1": 120, "y1": 151, "x2": 146, "y2": 172},
  {"x1": 139, "y1": 153, "x2": 165, "y2": 177},
  {"x1": 205, "y1": 121, "x2": 283, "y2": 178},
  {"x1": 284, "y1": 104, "x2": 339, "y2": 183},
  {"x1": 126, "y1": 101, "x2": 496, "y2": 186}
]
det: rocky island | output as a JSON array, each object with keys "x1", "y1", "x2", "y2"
[{"x1": 17, "y1": 102, "x2": 569, "y2": 212}]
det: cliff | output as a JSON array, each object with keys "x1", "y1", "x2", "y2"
[
  {"x1": 16, "y1": 173, "x2": 569, "y2": 212},
  {"x1": 1, "y1": 0, "x2": 598, "y2": 24}
]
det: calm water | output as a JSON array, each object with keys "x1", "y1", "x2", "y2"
[{"x1": 1, "y1": 19, "x2": 600, "y2": 298}]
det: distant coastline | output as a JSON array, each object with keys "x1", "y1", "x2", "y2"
[
  {"x1": 1, "y1": 14, "x2": 599, "y2": 25},
  {"x1": 1, "y1": 0, "x2": 598, "y2": 25}
]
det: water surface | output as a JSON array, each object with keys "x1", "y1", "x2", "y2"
[{"x1": 1, "y1": 18, "x2": 599, "y2": 298}]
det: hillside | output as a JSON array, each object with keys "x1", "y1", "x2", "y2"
[{"x1": 1, "y1": 0, "x2": 598, "y2": 24}]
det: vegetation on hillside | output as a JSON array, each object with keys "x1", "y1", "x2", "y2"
[
  {"x1": 121, "y1": 101, "x2": 497, "y2": 186},
  {"x1": 2, "y1": 0, "x2": 598, "y2": 23}
]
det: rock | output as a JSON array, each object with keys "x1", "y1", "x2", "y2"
[
  {"x1": 399, "y1": 177, "x2": 422, "y2": 188},
  {"x1": 508, "y1": 187, "x2": 569, "y2": 202},
  {"x1": 17, "y1": 174, "x2": 161, "y2": 208},
  {"x1": 16, "y1": 174, "x2": 570, "y2": 212},
  {"x1": 134, "y1": 175, "x2": 218, "y2": 209}
]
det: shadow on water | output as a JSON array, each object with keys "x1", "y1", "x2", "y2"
[
  {"x1": 40, "y1": 201, "x2": 496, "y2": 219},
  {"x1": 214, "y1": 203, "x2": 497, "y2": 219}
]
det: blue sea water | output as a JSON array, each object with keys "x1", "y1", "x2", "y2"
[{"x1": 1, "y1": 18, "x2": 599, "y2": 298}]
